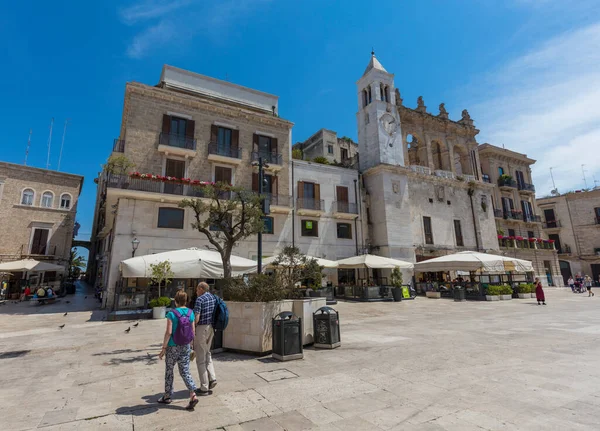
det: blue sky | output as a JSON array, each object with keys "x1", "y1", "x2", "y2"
[{"x1": 2, "y1": 0, "x2": 600, "y2": 259}]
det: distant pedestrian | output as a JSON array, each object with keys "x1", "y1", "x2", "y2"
[
  {"x1": 585, "y1": 275, "x2": 594, "y2": 297},
  {"x1": 535, "y1": 277, "x2": 546, "y2": 305},
  {"x1": 157, "y1": 290, "x2": 198, "y2": 410},
  {"x1": 568, "y1": 276, "x2": 574, "y2": 292},
  {"x1": 193, "y1": 282, "x2": 217, "y2": 396}
]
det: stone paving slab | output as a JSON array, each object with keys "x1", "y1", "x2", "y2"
[{"x1": 2, "y1": 287, "x2": 600, "y2": 430}]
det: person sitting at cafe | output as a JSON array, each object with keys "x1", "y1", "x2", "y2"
[
  {"x1": 46, "y1": 287, "x2": 54, "y2": 298},
  {"x1": 36, "y1": 287, "x2": 46, "y2": 297},
  {"x1": 20, "y1": 286, "x2": 31, "y2": 301}
]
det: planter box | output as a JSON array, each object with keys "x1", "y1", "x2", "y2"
[
  {"x1": 486, "y1": 295, "x2": 500, "y2": 301},
  {"x1": 223, "y1": 300, "x2": 294, "y2": 354},
  {"x1": 292, "y1": 298, "x2": 326, "y2": 345},
  {"x1": 152, "y1": 306, "x2": 166, "y2": 319},
  {"x1": 500, "y1": 295, "x2": 512, "y2": 300},
  {"x1": 518, "y1": 293, "x2": 530, "y2": 299},
  {"x1": 308, "y1": 290, "x2": 328, "y2": 298},
  {"x1": 426, "y1": 291, "x2": 441, "y2": 299},
  {"x1": 531, "y1": 293, "x2": 536, "y2": 298}
]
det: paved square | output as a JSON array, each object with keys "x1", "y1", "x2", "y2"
[{"x1": 1, "y1": 287, "x2": 600, "y2": 430}]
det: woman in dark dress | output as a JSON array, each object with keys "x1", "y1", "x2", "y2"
[{"x1": 535, "y1": 277, "x2": 546, "y2": 305}]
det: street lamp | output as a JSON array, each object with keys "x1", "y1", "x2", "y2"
[
  {"x1": 252, "y1": 157, "x2": 270, "y2": 273},
  {"x1": 131, "y1": 238, "x2": 140, "y2": 257}
]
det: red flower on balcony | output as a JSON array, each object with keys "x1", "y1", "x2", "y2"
[
  {"x1": 130, "y1": 172, "x2": 141, "y2": 178},
  {"x1": 515, "y1": 236, "x2": 524, "y2": 241},
  {"x1": 497, "y1": 235, "x2": 503, "y2": 239},
  {"x1": 548, "y1": 239, "x2": 555, "y2": 243},
  {"x1": 537, "y1": 238, "x2": 544, "y2": 243},
  {"x1": 528, "y1": 237, "x2": 536, "y2": 242},
  {"x1": 509, "y1": 236, "x2": 515, "y2": 240}
]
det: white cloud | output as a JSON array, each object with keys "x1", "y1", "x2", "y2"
[
  {"x1": 120, "y1": 0, "x2": 272, "y2": 59},
  {"x1": 473, "y1": 22, "x2": 600, "y2": 196}
]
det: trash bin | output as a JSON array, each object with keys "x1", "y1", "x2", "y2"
[
  {"x1": 313, "y1": 307, "x2": 341, "y2": 349},
  {"x1": 454, "y1": 286, "x2": 466, "y2": 302},
  {"x1": 272, "y1": 312, "x2": 303, "y2": 361},
  {"x1": 391, "y1": 287, "x2": 403, "y2": 302}
]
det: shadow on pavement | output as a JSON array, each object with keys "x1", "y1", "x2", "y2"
[{"x1": 115, "y1": 392, "x2": 191, "y2": 415}]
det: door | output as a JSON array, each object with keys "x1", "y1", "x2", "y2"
[
  {"x1": 543, "y1": 260, "x2": 553, "y2": 286},
  {"x1": 164, "y1": 159, "x2": 185, "y2": 195},
  {"x1": 515, "y1": 170, "x2": 525, "y2": 188},
  {"x1": 31, "y1": 229, "x2": 49, "y2": 255},
  {"x1": 340, "y1": 148, "x2": 349, "y2": 162},
  {"x1": 559, "y1": 261, "x2": 572, "y2": 286},
  {"x1": 336, "y1": 186, "x2": 349, "y2": 212},
  {"x1": 215, "y1": 166, "x2": 233, "y2": 199},
  {"x1": 549, "y1": 234, "x2": 561, "y2": 253},
  {"x1": 592, "y1": 264, "x2": 600, "y2": 287},
  {"x1": 544, "y1": 209, "x2": 556, "y2": 227}
]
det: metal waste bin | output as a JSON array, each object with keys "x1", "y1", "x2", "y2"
[
  {"x1": 313, "y1": 307, "x2": 341, "y2": 349},
  {"x1": 454, "y1": 286, "x2": 466, "y2": 302},
  {"x1": 391, "y1": 287, "x2": 403, "y2": 302},
  {"x1": 272, "y1": 312, "x2": 303, "y2": 361}
]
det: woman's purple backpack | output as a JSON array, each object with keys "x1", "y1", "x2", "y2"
[{"x1": 172, "y1": 308, "x2": 194, "y2": 345}]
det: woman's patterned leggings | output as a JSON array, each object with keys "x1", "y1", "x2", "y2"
[{"x1": 165, "y1": 344, "x2": 197, "y2": 396}]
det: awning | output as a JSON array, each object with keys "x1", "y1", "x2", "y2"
[
  {"x1": 336, "y1": 254, "x2": 414, "y2": 270},
  {"x1": 413, "y1": 251, "x2": 533, "y2": 273},
  {"x1": 0, "y1": 259, "x2": 66, "y2": 272}
]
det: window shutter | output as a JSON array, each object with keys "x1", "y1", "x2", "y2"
[
  {"x1": 297, "y1": 181, "x2": 304, "y2": 199},
  {"x1": 185, "y1": 120, "x2": 195, "y2": 139},
  {"x1": 162, "y1": 114, "x2": 171, "y2": 134},
  {"x1": 273, "y1": 176, "x2": 278, "y2": 195},
  {"x1": 336, "y1": 186, "x2": 348, "y2": 203},
  {"x1": 252, "y1": 173, "x2": 258, "y2": 192},
  {"x1": 232, "y1": 129, "x2": 239, "y2": 151},
  {"x1": 272, "y1": 137, "x2": 278, "y2": 154},
  {"x1": 210, "y1": 125, "x2": 218, "y2": 144},
  {"x1": 314, "y1": 183, "x2": 321, "y2": 201},
  {"x1": 252, "y1": 133, "x2": 258, "y2": 152}
]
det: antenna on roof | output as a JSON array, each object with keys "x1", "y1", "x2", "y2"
[
  {"x1": 46, "y1": 118, "x2": 54, "y2": 170},
  {"x1": 549, "y1": 167, "x2": 557, "y2": 191},
  {"x1": 24, "y1": 129, "x2": 32, "y2": 165},
  {"x1": 57, "y1": 119, "x2": 70, "y2": 171},
  {"x1": 582, "y1": 164, "x2": 588, "y2": 189}
]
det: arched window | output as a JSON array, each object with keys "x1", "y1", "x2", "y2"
[
  {"x1": 368, "y1": 86, "x2": 372, "y2": 104},
  {"x1": 385, "y1": 86, "x2": 390, "y2": 103},
  {"x1": 362, "y1": 89, "x2": 368, "y2": 108},
  {"x1": 380, "y1": 83, "x2": 385, "y2": 101},
  {"x1": 60, "y1": 193, "x2": 72, "y2": 209},
  {"x1": 21, "y1": 189, "x2": 34, "y2": 205},
  {"x1": 41, "y1": 191, "x2": 54, "y2": 208}
]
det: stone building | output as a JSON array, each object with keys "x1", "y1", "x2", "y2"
[
  {"x1": 0, "y1": 161, "x2": 83, "y2": 287},
  {"x1": 89, "y1": 66, "x2": 361, "y2": 310},
  {"x1": 537, "y1": 188, "x2": 600, "y2": 284},
  {"x1": 293, "y1": 129, "x2": 358, "y2": 167},
  {"x1": 478, "y1": 144, "x2": 562, "y2": 286}
]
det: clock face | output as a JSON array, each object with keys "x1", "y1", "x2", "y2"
[{"x1": 380, "y1": 113, "x2": 398, "y2": 135}]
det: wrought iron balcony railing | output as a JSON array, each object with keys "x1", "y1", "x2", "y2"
[
  {"x1": 333, "y1": 201, "x2": 359, "y2": 214},
  {"x1": 208, "y1": 143, "x2": 242, "y2": 159},
  {"x1": 159, "y1": 133, "x2": 196, "y2": 150},
  {"x1": 251, "y1": 151, "x2": 282, "y2": 165},
  {"x1": 297, "y1": 198, "x2": 324, "y2": 211}
]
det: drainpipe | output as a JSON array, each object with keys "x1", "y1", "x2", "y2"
[
  {"x1": 468, "y1": 187, "x2": 481, "y2": 251},
  {"x1": 291, "y1": 161, "x2": 295, "y2": 248},
  {"x1": 353, "y1": 178, "x2": 359, "y2": 255}
]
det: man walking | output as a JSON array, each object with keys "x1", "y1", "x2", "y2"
[
  {"x1": 193, "y1": 282, "x2": 217, "y2": 395},
  {"x1": 585, "y1": 275, "x2": 595, "y2": 297}
]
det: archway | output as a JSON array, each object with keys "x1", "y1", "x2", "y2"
[
  {"x1": 431, "y1": 141, "x2": 445, "y2": 171},
  {"x1": 453, "y1": 144, "x2": 473, "y2": 175},
  {"x1": 406, "y1": 134, "x2": 429, "y2": 168}
]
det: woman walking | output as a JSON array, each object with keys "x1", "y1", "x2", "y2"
[
  {"x1": 568, "y1": 276, "x2": 575, "y2": 292},
  {"x1": 585, "y1": 275, "x2": 595, "y2": 297},
  {"x1": 535, "y1": 277, "x2": 546, "y2": 305},
  {"x1": 157, "y1": 290, "x2": 199, "y2": 410}
]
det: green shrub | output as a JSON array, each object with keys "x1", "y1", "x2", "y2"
[
  {"x1": 517, "y1": 284, "x2": 532, "y2": 294},
  {"x1": 292, "y1": 148, "x2": 303, "y2": 160},
  {"x1": 224, "y1": 274, "x2": 290, "y2": 302},
  {"x1": 149, "y1": 296, "x2": 171, "y2": 308},
  {"x1": 487, "y1": 285, "x2": 512, "y2": 296},
  {"x1": 312, "y1": 156, "x2": 330, "y2": 165}
]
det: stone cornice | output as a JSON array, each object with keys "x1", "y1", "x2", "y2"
[
  {"x1": 399, "y1": 106, "x2": 479, "y2": 139},
  {"x1": 125, "y1": 82, "x2": 294, "y2": 130},
  {"x1": 478, "y1": 143, "x2": 535, "y2": 165}
]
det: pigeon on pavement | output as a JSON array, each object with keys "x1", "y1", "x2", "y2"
[
  {"x1": 125, "y1": 327, "x2": 131, "y2": 333},
  {"x1": 59, "y1": 324, "x2": 65, "y2": 329}
]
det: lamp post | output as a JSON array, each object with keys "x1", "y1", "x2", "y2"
[
  {"x1": 252, "y1": 157, "x2": 270, "y2": 274},
  {"x1": 131, "y1": 237, "x2": 140, "y2": 257}
]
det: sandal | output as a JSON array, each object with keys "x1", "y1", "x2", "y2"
[
  {"x1": 157, "y1": 395, "x2": 172, "y2": 404},
  {"x1": 186, "y1": 396, "x2": 198, "y2": 411}
]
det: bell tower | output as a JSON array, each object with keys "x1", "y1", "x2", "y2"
[{"x1": 356, "y1": 51, "x2": 404, "y2": 171}]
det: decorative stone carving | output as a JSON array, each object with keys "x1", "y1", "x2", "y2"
[
  {"x1": 438, "y1": 103, "x2": 449, "y2": 120},
  {"x1": 395, "y1": 89, "x2": 403, "y2": 106},
  {"x1": 459, "y1": 109, "x2": 474, "y2": 126},
  {"x1": 416, "y1": 96, "x2": 427, "y2": 113}
]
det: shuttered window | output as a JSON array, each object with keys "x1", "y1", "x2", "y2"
[
  {"x1": 31, "y1": 229, "x2": 49, "y2": 254},
  {"x1": 454, "y1": 220, "x2": 464, "y2": 246},
  {"x1": 423, "y1": 216, "x2": 433, "y2": 245}
]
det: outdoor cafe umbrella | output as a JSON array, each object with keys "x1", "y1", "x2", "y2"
[
  {"x1": 412, "y1": 251, "x2": 533, "y2": 273},
  {"x1": 336, "y1": 254, "x2": 414, "y2": 270},
  {"x1": 0, "y1": 259, "x2": 65, "y2": 272},
  {"x1": 120, "y1": 247, "x2": 257, "y2": 279},
  {"x1": 262, "y1": 255, "x2": 339, "y2": 268}
]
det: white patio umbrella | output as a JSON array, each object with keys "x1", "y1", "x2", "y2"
[
  {"x1": 120, "y1": 247, "x2": 257, "y2": 278},
  {"x1": 262, "y1": 255, "x2": 339, "y2": 268},
  {"x1": 412, "y1": 251, "x2": 533, "y2": 273},
  {"x1": 336, "y1": 254, "x2": 414, "y2": 269},
  {"x1": 0, "y1": 259, "x2": 65, "y2": 272}
]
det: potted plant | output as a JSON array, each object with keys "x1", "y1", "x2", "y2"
[
  {"x1": 390, "y1": 267, "x2": 403, "y2": 302},
  {"x1": 149, "y1": 296, "x2": 171, "y2": 319},
  {"x1": 103, "y1": 154, "x2": 135, "y2": 188},
  {"x1": 149, "y1": 260, "x2": 174, "y2": 319},
  {"x1": 426, "y1": 283, "x2": 441, "y2": 299},
  {"x1": 517, "y1": 284, "x2": 531, "y2": 299},
  {"x1": 485, "y1": 285, "x2": 501, "y2": 301},
  {"x1": 499, "y1": 284, "x2": 513, "y2": 300}
]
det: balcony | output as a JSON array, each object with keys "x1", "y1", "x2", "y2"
[
  {"x1": 482, "y1": 174, "x2": 491, "y2": 183},
  {"x1": 434, "y1": 170, "x2": 455, "y2": 180},
  {"x1": 505, "y1": 210, "x2": 523, "y2": 220},
  {"x1": 208, "y1": 143, "x2": 242, "y2": 165},
  {"x1": 462, "y1": 174, "x2": 477, "y2": 182},
  {"x1": 494, "y1": 209, "x2": 503, "y2": 218},
  {"x1": 558, "y1": 244, "x2": 572, "y2": 254},
  {"x1": 251, "y1": 151, "x2": 283, "y2": 172},
  {"x1": 518, "y1": 182, "x2": 536, "y2": 194},
  {"x1": 105, "y1": 174, "x2": 231, "y2": 200},
  {"x1": 410, "y1": 165, "x2": 431, "y2": 175},
  {"x1": 498, "y1": 177, "x2": 518, "y2": 189},
  {"x1": 263, "y1": 193, "x2": 292, "y2": 213},
  {"x1": 333, "y1": 201, "x2": 359, "y2": 219},
  {"x1": 523, "y1": 214, "x2": 542, "y2": 223},
  {"x1": 296, "y1": 198, "x2": 325, "y2": 216},
  {"x1": 113, "y1": 139, "x2": 125, "y2": 153},
  {"x1": 543, "y1": 220, "x2": 561, "y2": 229},
  {"x1": 158, "y1": 133, "x2": 197, "y2": 157}
]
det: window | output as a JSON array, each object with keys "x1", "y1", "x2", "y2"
[
  {"x1": 595, "y1": 207, "x2": 600, "y2": 224},
  {"x1": 380, "y1": 83, "x2": 385, "y2": 101},
  {"x1": 423, "y1": 216, "x2": 433, "y2": 245},
  {"x1": 498, "y1": 167, "x2": 505, "y2": 176},
  {"x1": 210, "y1": 214, "x2": 232, "y2": 231},
  {"x1": 521, "y1": 200, "x2": 534, "y2": 222},
  {"x1": 258, "y1": 135, "x2": 273, "y2": 154},
  {"x1": 362, "y1": 89, "x2": 368, "y2": 108},
  {"x1": 41, "y1": 192, "x2": 53, "y2": 208},
  {"x1": 549, "y1": 234, "x2": 562, "y2": 252},
  {"x1": 368, "y1": 86, "x2": 372, "y2": 104},
  {"x1": 508, "y1": 229, "x2": 516, "y2": 237},
  {"x1": 21, "y1": 188, "x2": 34, "y2": 205},
  {"x1": 544, "y1": 209, "x2": 557, "y2": 227},
  {"x1": 340, "y1": 148, "x2": 349, "y2": 161},
  {"x1": 170, "y1": 117, "x2": 187, "y2": 137},
  {"x1": 217, "y1": 127, "x2": 232, "y2": 150},
  {"x1": 263, "y1": 216, "x2": 274, "y2": 234},
  {"x1": 327, "y1": 145, "x2": 334, "y2": 154},
  {"x1": 337, "y1": 223, "x2": 352, "y2": 239},
  {"x1": 385, "y1": 86, "x2": 390, "y2": 103},
  {"x1": 157, "y1": 208, "x2": 184, "y2": 229},
  {"x1": 528, "y1": 231, "x2": 535, "y2": 238},
  {"x1": 301, "y1": 220, "x2": 318, "y2": 237},
  {"x1": 454, "y1": 220, "x2": 464, "y2": 246},
  {"x1": 338, "y1": 268, "x2": 356, "y2": 285},
  {"x1": 297, "y1": 181, "x2": 321, "y2": 210},
  {"x1": 30, "y1": 228, "x2": 49, "y2": 255},
  {"x1": 164, "y1": 159, "x2": 186, "y2": 195},
  {"x1": 60, "y1": 194, "x2": 72, "y2": 209},
  {"x1": 515, "y1": 170, "x2": 525, "y2": 188}
]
